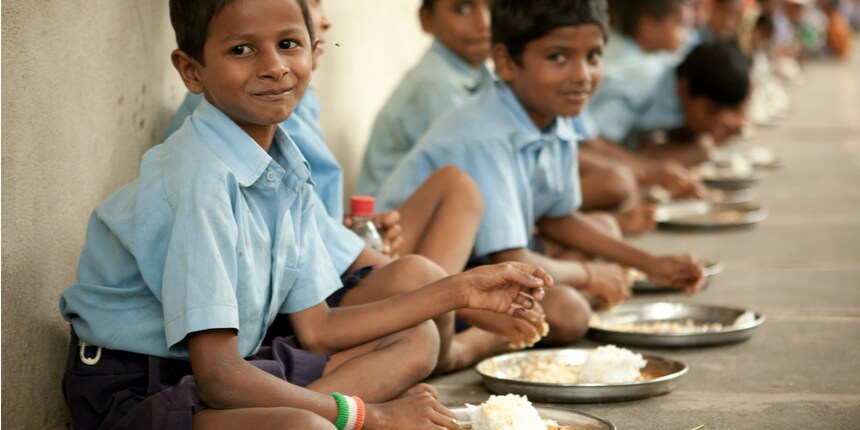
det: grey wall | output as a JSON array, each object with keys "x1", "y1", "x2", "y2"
[{"x1": 1, "y1": 0, "x2": 429, "y2": 427}]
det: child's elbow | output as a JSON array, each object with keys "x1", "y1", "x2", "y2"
[{"x1": 194, "y1": 370, "x2": 234, "y2": 409}]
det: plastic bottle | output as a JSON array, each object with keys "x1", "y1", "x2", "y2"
[{"x1": 349, "y1": 196, "x2": 384, "y2": 252}]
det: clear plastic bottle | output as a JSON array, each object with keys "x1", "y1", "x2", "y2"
[{"x1": 349, "y1": 196, "x2": 384, "y2": 252}]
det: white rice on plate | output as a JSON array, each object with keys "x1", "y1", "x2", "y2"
[
  {"x1": 577, "y1": 345, "x2": 647, "y2": 384},
  {"x1": 466, "y1": 394, "x2": 556, "y2": 430}
]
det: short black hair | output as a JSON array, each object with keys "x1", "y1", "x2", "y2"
[
  {"x1": 492, "y1": 0, "x2": 608, "y2": 63},
  {"x1": 169, "y1": 0, "x2": 315, "y2": 65},
  {"x1": 677, "y1": 40, "x2": 751, "y2": 107},
  {"x1": 421, "y1": 0, "x2": 435, "y2": 10},
  {"x1": 616, "y1": 0, "x2": 683, "y2": 37}
]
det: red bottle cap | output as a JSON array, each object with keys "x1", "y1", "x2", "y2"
[{"x1": 350, "y1": 196, "x2": 375, "y2": 217}]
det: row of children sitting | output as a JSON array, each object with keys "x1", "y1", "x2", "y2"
[{"x1": 59, "y1": 0, "x2": 760, "y2": 428}]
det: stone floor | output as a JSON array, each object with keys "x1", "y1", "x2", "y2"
[{"x1": 427, "y1": 52, "x2": 860, "y2": 429}]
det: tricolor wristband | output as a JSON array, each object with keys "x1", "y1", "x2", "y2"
[
  {"x1": 331, "y1": 392, "x2": 365, "y2": 430},
  {"x1": 331, "y1": 392, "x2": 350, "y2": 430}
]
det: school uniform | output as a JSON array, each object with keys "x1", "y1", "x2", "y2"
[
  {"x1": 375, "y1": 81, "x2": 581, "y2": 261},
  {"x1": 60, "y1": 98, "x2": 346, "y2": 429},
  {"x1": 357, "y1": 39, "x2": 493, "y2": 196},
  {"x1": 587, "y1": 32, "x2": 683, "y2": 150},
  {"x1": 164, "y1": 88, "x2": 366, "y2": 275}
]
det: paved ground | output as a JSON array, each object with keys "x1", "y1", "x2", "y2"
[{"x1": 427, "y1": 52, "x2": 860, "y2": 429}]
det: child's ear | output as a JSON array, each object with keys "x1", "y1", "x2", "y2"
[
  {"x1": 491, "y1": 44, "x2": 517, "y2": 82},
  {"x1": 419, "y1": 7, "x2": 434, "y2": 34},
  {"x1": 171, "y1": 49, "x2": 205, "y2": 94}
]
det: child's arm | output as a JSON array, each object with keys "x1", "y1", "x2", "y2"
[
  {"x1": 537, "y1": 213, "x2": 705, "y2": 293},
  {"x1": 489, "y1": 248, "x2": 629, "y2": 306},
  {"x1": 188, "y1": 329, "x2": 459, "y2": 429},
  {"x1": 290, "y1": 262, "x2": 551, "y2": 355}
]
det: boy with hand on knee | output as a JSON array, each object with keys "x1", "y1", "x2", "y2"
[
  {"x1": 376, "y1": 0, "x2": 706, "y2": 342},
  {"x1": 60, "y1": 1, "x2": 551, "y2": 429}
]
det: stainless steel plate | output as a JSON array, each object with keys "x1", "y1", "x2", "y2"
[
  {"x1": 633, "y1": 261, "x2": 723, "y2": 293},
  {"x1": 710, "y1": 146, "x2": 783, "y2": 169},
  {"x1": 655, "y1": 202, "x2": 767, "y2": 229},
  {"x1": 705, "y1": 188, "x2": 756, "y2": 204},
  {"x1": 589, "y1": 302, "x2": 765, "y2": 347},
  {"x1": 451, "y1": 404, "x2": 616, "y2": 430},
  {"x1": 475, "y1": 348, "x2": 687, "y2": 404},
  {"x1": 702, "y1": 169, "x2": 766, "y2": 191}
]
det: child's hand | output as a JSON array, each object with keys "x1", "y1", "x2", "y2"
[
  {"x1": 365, "y1": 391, "x2": 458, "y2": 429},
  {"x1": 460, "y1": 262, "x2": 552, "y2": 318},
  {"x1": 582, "y1": 261, "x2": 631, "y2": 309},
  {"x1": 645, "y1": 255, "x2": 705, "y2": 294},
  {"x1": 343, "y1": 210, "x2": 403, "y2": 257},
  {"x1": 656, "y1": 161, "x2": 706, "y2": 199},
  {"x1": 460, "y1": 305, "x2": 548, "y2": 350},
  {"x1": 373, "y1": 210, "x2": 403, "y2": 258}
]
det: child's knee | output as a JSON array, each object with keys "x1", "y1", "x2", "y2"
[
  {"x1": 434, "y1": 165, "x2": 484, "y2": 215},
  {"x1": 602, "y1": 164, "x2": 638, "y2": 204},
  {"x1": 544, "y1": 287, "x2": 591, "y2": 343},
  {"x1": 390, "y1": 254, "x2": 448, "y2": 287},
  {"x1": 401, "y1": 320, "x2": 441, "y2": 379},
  {"x1": 586, "y1": 212, "x2": 623, "y2": 239}
]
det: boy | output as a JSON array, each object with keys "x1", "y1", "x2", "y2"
[
  {"x1": 163, "y1": 0, "x2": 544, "y2": 370},
  {"x1": 60, "y1": 1, "x2": 552, "y2": 428},
  {"x1": 357, "y1": 0, "x2": 493, "y2": 196},
  {"x1": 700, "y1": 0, "x2": 746, "y2": 42},
  {"x1": 589, "y1": 38, "x2": 752, "y2": 168},
  {"x1": 583, "y1": 0, "x2": 707, "y2": 199},
  {"x1": 376, "y1": 0, "x2": 705, "y2": 343}
]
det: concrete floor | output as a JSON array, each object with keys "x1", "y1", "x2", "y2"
[{"x1": 427, "y1": 53, "x2": 860, "y2": 429}]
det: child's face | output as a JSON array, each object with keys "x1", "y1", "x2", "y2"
[
  {"x1": 494, "y1": 24, "x2": 605, "y2": 130},
  {"x1": 642, "y1": 8, "x2": 687, "y2": 52},
  {"x1": 420, "y1": 0, "x2": 492, "y2": 67},
  {"x1": 175, "y1": 0, "x2": 314, "y2": 136},
  {"x1": 308, "y1": 0, "x2": 332, "y2": 69},
  {"x1": 683, "y1": 96, "x2": 746, "y2": 142},
  {"x1": 709, "y1": 1, "x2": 743, "y2": 38}
]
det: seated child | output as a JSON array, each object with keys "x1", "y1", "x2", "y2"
[
  {"x1": 588, "y1": 1, "x2": 752, "y2": 168},
  {"x1": 584, "y1": 0, "x2": 706, "y2": 199},
  {"x1": 375, "y1": 0, "x2": 706, "y2": 343},
  {"x1": 357, "y1": 0, "x2": 493, "y2": 196},
  {"x1": 59, "y1": 1, "x2": 552, "y2": 428},
  {"x1": 700, "y1": 0, "x2": 745, "y2": 42},
  {"x1": 164, "y1": 0, "x2": 545, "y2": 370}
]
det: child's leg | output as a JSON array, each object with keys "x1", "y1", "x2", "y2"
[
  {"x1": 538, "y1": 285, "x2": 592, "y2": 344},
  {"x1": 338, "y1": 255, "x2": 510, "y2": 373},
  {"x1": 308, "y1": 320, "x2": 440, "y2": 402},
  {"x1": 193, "y1": 407, "x2": 335, "y2": 430},
  {"x1": 579, "y1": 153, "x2": 656, "y2": 235},
  {"x1": 539, "y1": 212, "x2": 622, "y2": 261},
  {"x1": 395, "y1": 166, "x2": 484, "y2": 275}
]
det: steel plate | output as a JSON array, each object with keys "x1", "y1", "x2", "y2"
[
  {"x1": 475, "y1": 348, "x2": 687, "y2": 404},
  {"x1": 589, "y1": 302, "x2": 765, "y2": 347},
  {"x1": 633, "y1": 261, "x2": 723, "y2": 293},
  {"x1": 655, "y1": 202, "x2": 767, "y2": 229}
]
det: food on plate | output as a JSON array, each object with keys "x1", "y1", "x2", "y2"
[
  {"x1": 478, "y1": 346, "x2": 648, "y2": 384},
  {"x1": 465, "y1": 394, "x2": 575, "y2": 430}
]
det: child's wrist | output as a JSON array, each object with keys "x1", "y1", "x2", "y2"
[{"x1": 330, "y1": 392, "x2": 365, "y2": 430}]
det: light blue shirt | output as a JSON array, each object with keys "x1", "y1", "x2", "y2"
[
  {"x1": 357, "y1": 39, "x2": 493, "y2": 196},
  {"x1": 571, "y1": 112, "x2": 598, "y2": 142},
  {"x1": 164, "y1": 88, "x2": 365, "y2": 274},
  {"x1": 60, "y1": 99, "x2": 344, "y2": 359},
  {"x1": 376, "y1": 82, "x2": 582, "y2": 259},
  {"x1": 587, "y1": 32, "x2": 684, "y2": 149}
]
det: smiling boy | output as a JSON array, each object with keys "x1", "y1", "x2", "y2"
[
  {"x1": 59, "y1": 1, "x2": 552, "y2": 429},
  {"x1": 376, "y1": 0, "x2": 705, "y2": 343}
]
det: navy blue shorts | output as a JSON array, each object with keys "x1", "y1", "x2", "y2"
[
  {"x1": 326, "y1": 265, "x2": 375, "y2": 308},
  {"x1": 63, "y1": 329, "x2": 327, "y2": 430}
]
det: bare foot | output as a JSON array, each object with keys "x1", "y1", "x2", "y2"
[
  {"x1": 435, "y1": 327, "x2": 514, "y2": 374},
  {"x1": 613, "y1": 204, "x2": 657, "y2": 235},
  {"x1": 397, "y1": 383, "x2": 440, "y2": 400}
]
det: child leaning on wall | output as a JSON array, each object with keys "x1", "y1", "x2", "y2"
[
  {"x1": 357, "y1": 0, "x2": 493, "y2": 196},
  {"x1": 163, "y1": 0, "x2": 545, "y2": 373},
  {"x1": 59, "y1": 1, "x2": 553, "y2": 429},
  {"x1": 374, "y1": 0, "x2": 706, "y2": 345}
]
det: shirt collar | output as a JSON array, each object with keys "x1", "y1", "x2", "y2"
[
  {"x1": 189, "y1": 97, "x2": 278, "y2": 187},
  {"x1": 494, "y1": 81, "x2": 578, "y2": 150},
  {"x1": 430, "y1": 39, "x2": 492, "y2": 94}
]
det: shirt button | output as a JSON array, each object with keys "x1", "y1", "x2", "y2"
[{"x1": 266, "y1": 171, "x2": 277, "y2": 182}]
